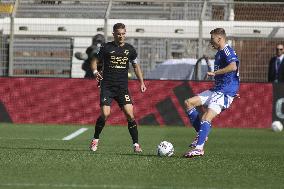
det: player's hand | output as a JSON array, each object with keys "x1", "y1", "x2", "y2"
[
  {"x1": 94, "y1": 70, "x2": 103, "y2": 81},
  {"x1": 235, "y1": 93, "x2": 241, "y2": 98},
  {"x1": 207, "y1": 71, "x2": 215, "y2": 76},
  {"x1": 140, "y1": 83, "x2": 147, "y2": 93}
]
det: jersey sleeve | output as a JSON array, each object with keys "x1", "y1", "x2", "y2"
[
  {"x1": 225, "y1": 47, "x2": 239, "y2": 64},
  {"x1": 129, "y1": 46, "x2": 138, "y2": 64}
]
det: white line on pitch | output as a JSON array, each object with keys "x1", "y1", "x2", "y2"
[{"x1": 62, "y1": 128, "x2": 88, "y2": 141}]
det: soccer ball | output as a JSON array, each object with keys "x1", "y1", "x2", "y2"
[
  {"x1": 157, "y1": 141, "x2": 174, "y2": 157},
  {"x1": 271, "y1": 121, "x2": 283, "y2": 132}
]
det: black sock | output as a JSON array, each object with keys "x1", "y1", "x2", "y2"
[
  {"x1": 94, "y1": 116, "x2": 105, "y2": 139},
  {"x1": 128, "y1": 120, "x2": 138, "y2": 144}
]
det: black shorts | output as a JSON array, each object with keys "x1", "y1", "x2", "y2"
[{"x1": 100, "y1": 85, "x2": 132, "y2": 107}]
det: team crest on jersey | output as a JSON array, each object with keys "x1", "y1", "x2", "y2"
[{"x1": 124, "y1": 50, "x2": 129, "y2": 55}]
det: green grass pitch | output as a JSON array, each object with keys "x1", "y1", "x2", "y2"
[{"x1": 0, "y1": 123, "x2": 283, "y2": 189}]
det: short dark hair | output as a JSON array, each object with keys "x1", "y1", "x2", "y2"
[
  {"x1": 113, "y1": 23, "x2": 126, "y2": 32},
  {"x1": 210, "y1": 28, "x2": 226, "y2": 37}
]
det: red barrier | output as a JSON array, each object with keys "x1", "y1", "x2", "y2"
[{"x1": 0, "y1": 78, "x2": 272, "y2": 128}]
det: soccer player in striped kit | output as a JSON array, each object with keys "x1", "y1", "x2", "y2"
[{"x1": 184, "y1": 28, "x2": 240, "y2": 158}]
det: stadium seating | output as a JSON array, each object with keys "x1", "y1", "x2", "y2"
[
  {"x1": 235, "y1": 4, "x2": 284, "y2": 22},
  {"x1": 17, "y1": 0, "x2": 108, "y2": 18},
  {"x1": 12, "y1": 37, "x2": 73, "y2": 77},
  {"x1": 16, "y1": 0, "x2": 214, "y2": 20},
  {"x1": 0, "y1": 30, "x2": 8, "y2": 76}
]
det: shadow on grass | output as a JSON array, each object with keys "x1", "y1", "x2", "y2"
[
  {"x1": 0, "y1": 146, "x2": 88, "y2": 152},
  {"x1": 0, "y1": 146, "x2": 190, "y2": 159},
  {"x1": 116, "y1": 152, "x2": 187, "y2": 159}
]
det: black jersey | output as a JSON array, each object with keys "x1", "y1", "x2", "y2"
[{"x1": 97, "y1": 41, "x2": 137, "y2": 87}]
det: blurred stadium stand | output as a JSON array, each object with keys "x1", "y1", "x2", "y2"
[
  {"x1": 0, "y1": 0, "x2": 283, "y2": 81},
  {"x1": 0, "y1": 30, "x2": 8, "y2": 76},
  {"x1": 16, "y1": 0, "x2": 108, "y2": 18},
  {"x1": 16, "y1": 0, "x2": 210, "y2": 20},
  {"x1": 12, "y1": 36, "x2": 73, "y2": 77}
]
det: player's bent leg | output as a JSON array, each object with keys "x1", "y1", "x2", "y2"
[
  {"x1": 202, "y1": 107, "x2": 219, "y2": 122},
  {"x1": 185, "y1": 96, "x2": 203, "y2": 132},
  {"x1": 198, "y1": 109, "x2": 218, "y2": 147},
  {"x1": 189, "y1": 106, "x2": 221, "y2": 148},
  {"x1": 94, "y1": 106, "x2": 110, "y2": 139},
  {"x1": 127, "y1": 118, "x2": 138, "y2": 144},
  {"x1": 184, "y1": 96, "x2": 203, "y2": 147},
  {"x1": 101, "y1": 105, "x2": 111, "y2": 119},
  {"x1": 195, "y1": 120, "x2": 212, "y2": 149},
  {"x1": 184, "y1": 96, "x2": 202, "y2": 110},
  {"x1": 185, "y1": 109, "x2": 218, "y2": 158},
  {"x1": 90, "y1": 106, "x2": 111, "y2": 152},
  {"x1": 122, "y1": 104, "x2": 135, "y2": 120},
  {"x1": 128, "y1": 119, "x2": 142, "y2": 153},
  {"x1": 93, "y1": 116, "x2": 106, "y2": 139},
  {"x1": 185, "y1": 121, "x2": 211, "y2": 158},
  {"x1": 90, "y1": 115, "x2": 105, "y2": 152},
  {"x1": 123, "y1": 104, "x2": 142, "y2": 153},
  {"x1": 187, "y1": 108, "x2": 201, "y2": 133}
]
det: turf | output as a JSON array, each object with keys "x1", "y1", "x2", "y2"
[{"x1": 0, "y1": 123, "x2": 283, "y2": 189}]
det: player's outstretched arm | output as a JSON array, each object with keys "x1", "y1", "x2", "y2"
[
  {"x1": 207, "y1": 62, "x2": 237, "y2": 76},
  {"x1": 132, "y1": 63, "x2": 146, "y2": 93}
]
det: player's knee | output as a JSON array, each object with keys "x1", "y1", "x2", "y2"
[
  {"x1": 101, "y1": 113, "x2": 110, "y2": 120},
  {"x1": 125, "y1": 113, "x2": 135, "y2": 121},
  {"x1": 201, "y1": 117, "x2": 212, "y2": 123},
  {"x1": 127, "y1": 117, "x2": 135, "y2": 122},
  {"x1": 201, "y1": 110, "x2": 218, "y2": 122},
  {"x1": 123, "y1": 108, "x2": 134, "y2": 120},
  {"x1": 184, "y1": 99, "x2": 195, "y2": 109}
]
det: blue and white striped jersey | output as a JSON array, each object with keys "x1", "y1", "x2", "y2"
[{"x1": 212, "y1": 44, "x2": 240, "y2": 96}]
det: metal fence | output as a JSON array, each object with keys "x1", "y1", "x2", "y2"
[
  {"x1": 12, "y1": 36, "x2": 73, "y2": 77},
  {"x1": 0, "y1": 0, "x2": 283, "y2": 81},
  {"x1": 0, "y1": 30, "x2": 8, "y2": 76}
]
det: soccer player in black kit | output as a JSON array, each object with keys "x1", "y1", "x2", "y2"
[{"x1": 90, "y1": 23, "x2": 147, "y2": 153}]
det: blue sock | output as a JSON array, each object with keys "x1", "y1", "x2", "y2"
[
  {"x1": 196, "y1": 121, "x2": 211, "y2": 146},
  {"x1": 186, "y1": 108, "x2": 200, "y2": 132}
]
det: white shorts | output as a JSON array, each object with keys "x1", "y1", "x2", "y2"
[{"x1": 198, "y1": 90, "x2": 234, "y2": 114}]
